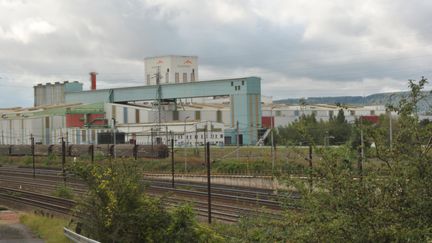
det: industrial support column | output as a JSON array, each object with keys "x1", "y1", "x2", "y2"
[{"x1": 31, "y1": 134, "x2": 35, "y2": 178}]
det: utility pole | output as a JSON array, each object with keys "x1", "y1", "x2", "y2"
[
  {"x1": 31, "y1": 134, "x2": 35, "y2": 178},
  {"x1": 236, "y1": 121, "x2": 239, "y2": 159},
  {"x1": 171, "y1": 138, "x2": 175, "y2": 188},
  {"x1": 206, "y1": 142, "x2": 211, "y2": 224}
]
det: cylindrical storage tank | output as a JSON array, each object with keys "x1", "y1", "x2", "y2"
[
  {"x1": 136, "y1": 145, "x2": 153, "y2": 158},
  {"x1": 69, "y1": 144, "x2": 92, "y2": 157},
  {"x1": 34, "y1": 144, "x2": 50, "y2": 156},
  {"x1": 10, "y1": 145, "x2": 32, "y2": 156},
  {"x1": 114, "y1": 144, "x2": 135, "y2": 158},
  {"x1": 0, "y1": 145, "x2": 11, "y2": 156}
]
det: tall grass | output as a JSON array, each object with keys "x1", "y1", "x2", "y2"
[{"x1": 20, "y1": 213, "x2": 70, "y2": 243}]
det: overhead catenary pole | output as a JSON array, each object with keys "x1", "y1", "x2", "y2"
[
  {"x1": 389, "y1": 111, "x2": 393, "y2": 152},
  {"x1": 271, "y1": 108, "x2": 275, "y2": 177},
  {"x1": 61, "y1": 137, "x2": 66, "y2": 184},
  {"x1": 359, "y1": 116, "x2": 364, "y2": 179},
  {"x1": 171, "y1": 138, "x2": 175, "y2": 188},
  {"x1": 308, "y1": 144, "x2": 313, "y2": 191},
  {"x1": 90, "y1": 144, "x2": 94, "y2": 163},
  {"x1": 236, "y1": 120, "x2": 239, "y2": 159},
  {"x1": 184, "y1": 116, "x2": 190, "y2": 172},
  {"x1": 112, "y1": 118, "x2": 116, "y2": 159},
  {"x1": 31, "y1": 134, "x2": 35, "y2": 178},
  {"x1": 206, "y1": 142, "x2": 212, "y2": 224},
  {"x1": 194, "y1": 124, "x2": 198, "y2": 155}
]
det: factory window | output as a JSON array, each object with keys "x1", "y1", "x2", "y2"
[
  {"x1": 216, "y1": 110, "x2": 222, "y2": 123},
  {"x1": 350, "y1": 110, "x2": 355, "y2": 116},
  {"x1": 370, "y1": 110, "x2": 375, "y2": 115},
  {"x1": 191, "y1": 69, "x2": 195, "y2": 81},
  {"x1": 294, "y1": 110, "x2": 300, "y2": 116},
  {"x1": 201, "y1": 135, "x2": 203, "y2": 139},
  {"x1": 45, "y1": 117, "x2": 50, "y2": 128},
  {"x1": 146, "y1": 75, "x2": 150, "y2": 85},
  {"x1": 220, "y1": 134, "x2": 223, "y2": 138},
  {"x1": 183, "y1": 73, "x2": 187, "y2": 83},
  {"x1": 82, "y1": 130, "x2": 86, "y2": 143},
  {"x1": 237, "y1": 86, "x2": 241, "y2": 91},
  {"x1": 275, "y1": 110, "x2": 281, "y2": 117},
  {"x1": 231, "y1": 82, "x2": 233, "y2": 86},
  {"x1": 123, "y1": 107, "x2": 128, "y2": 124},
  {"x1": 173, "y1": 110, "x2": 179, "y2": 121},
  {"x1": 175, "y1": 73, "x2": 179, "y2": 83},
  {"x1": 242, "y1": 80, "x2": 244, "y2": 85},
  {"x1": 91, "y1": 130, "x2": 96, "y2": 142},
  {"x1": 195, "y1": 111, "x2": 201, "y2": 120},
  {"x1": 135, "y1": 109, "x2": 140, "y2": 123}
]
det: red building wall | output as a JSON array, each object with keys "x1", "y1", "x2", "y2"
[
  {"x1": 66, "y1": 114, "x2": 106, "y2": 128},
  {"x1": 361, "y1": 115, "x2": 379, "y2": 124},
  {"x1": 262, "y1": 116, "x2": 274, "y2": 128}
]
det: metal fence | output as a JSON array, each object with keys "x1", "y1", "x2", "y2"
[{"x1": 64, "y1": 227, "x2": 100, "y2": 243}]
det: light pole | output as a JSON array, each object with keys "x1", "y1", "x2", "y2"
[{"x1": 184, "y1": 116, "x2": 190, "y2": 172}]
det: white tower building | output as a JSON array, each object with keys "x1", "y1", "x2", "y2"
[{"x1": 144, "y1": 55, "x2": 198, "y2": 85}]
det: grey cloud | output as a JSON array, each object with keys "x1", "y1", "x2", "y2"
[{"x1": 0, "y1": 0, "x2": 431, "y2": 107}]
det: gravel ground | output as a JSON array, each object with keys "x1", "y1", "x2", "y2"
[{"x1": 0, "y1": 209, "x2": 44, "y2": 243}]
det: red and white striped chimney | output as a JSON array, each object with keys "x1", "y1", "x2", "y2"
[{"x1": 90, "y1": 72, "x2": 98, "y2": 90}]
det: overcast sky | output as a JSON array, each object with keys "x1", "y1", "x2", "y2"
[{"x1": 0, "y1": 0, "x2": 431, "y2": 107}]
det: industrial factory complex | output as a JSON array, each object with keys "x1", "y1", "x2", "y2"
[{"x1": 0, "y1": 55, "x2": 389, "y2": 146}]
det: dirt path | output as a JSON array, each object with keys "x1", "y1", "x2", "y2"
[{"x1": 0, "y1": 209, "x2": 44, "y2": 243}]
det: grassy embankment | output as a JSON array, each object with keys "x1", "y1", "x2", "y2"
[
  {"x1": 20, "y1": 213, "x2": 71, "y2": 243},
  {"x1": 0, "y1": 146, "x2": 390, "y2": 176}
]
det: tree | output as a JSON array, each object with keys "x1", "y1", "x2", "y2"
[
  {"x1": 281, "y1": 77, "x2": 432, "y2": 242},
  {"x1": 71, "y1": 161, "x2": 221, "y2": 243}
]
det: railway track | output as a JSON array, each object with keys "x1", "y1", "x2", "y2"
[{"x1": 0, "y1": 167, "x2": 291, "y2": 222}]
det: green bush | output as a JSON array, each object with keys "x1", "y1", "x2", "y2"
[{"x1": 52, "y1": 184, "x2": 74, "y2": 200}]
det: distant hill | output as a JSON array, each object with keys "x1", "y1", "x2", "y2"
[{"x1": 274, "y1": 91, "x2": 432, "y2": 114}]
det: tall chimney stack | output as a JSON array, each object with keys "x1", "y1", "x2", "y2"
[{"x1": 90, "y1": 72, "x2": 98, "y2": 90}]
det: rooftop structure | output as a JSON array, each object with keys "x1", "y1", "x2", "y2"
[{"x1": 144, "y1": 55, "x2": 198, "y2": 85}]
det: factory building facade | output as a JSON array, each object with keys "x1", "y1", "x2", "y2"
[
  {"x1": 144, "y1": 55, "x2": 198, "y2": 85},
  {"x1": 0, "y1": 55, "x2": 403, "y2": 147}
]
